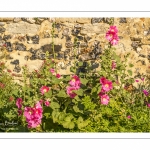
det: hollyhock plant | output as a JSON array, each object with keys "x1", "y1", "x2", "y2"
[
  {"x1": 69, "y1": 75, "x2": 81, "y2": 88},
  {"x1": 98, "y1": 88, "x2": 105, "y2": 97},
  {"x1": 147, "y1": 103, "x2": 150, "y2": 108},
  {"x1": 127, "y1": 115, "x2": 131, "y2": 119},
  {"x1": 24, "y1": 101, "x2": 43, "y2": 128},
  {"x1": 66, "y1": 86, "x2": 77, "y2": 98},
  {"x1": 110, "y1": 36, "x2": 119, "y2": 45},
  {"x1": 106, "y1": 31, "x2": 114, "y2": 41},
  {"x1": 50, "y1": 68, "x2": 55, "y2": 74},
  {"x1": 143, "y1": 90, "x2": 149, "y2": 96},
  {"x1": 109, "y1": 26, "x2": 118, "y2": 33},
  {"x1": 111, "y1": 61, "x2": 116, "y2": 70},
  {"x1": 18, "y1": 110, "x2": 22, "y2": 116},
  {"x1": 16, "y1": 98, "x2": 23, "y2": 109},
  {"x1": 56, "y1": 73, "x2": 61, "y2": 78},
  {"x1": 100, "y1": 94, "x2": 110, "y2": 105},
  {"x1": 106, "y1": 26, "x2": 119, "y2": 46},
  {"x1": 44, "y1": 100, "x2": 50, "y2": 107},
  {"x1": 40, "y1": 86, "x2": 50, "y2": 95},
  {"x1": 100, "y1": 77, "x2": 113, "y2": 92}
]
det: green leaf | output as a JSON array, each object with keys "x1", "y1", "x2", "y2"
[
  {"x1": 73, "y1": 105, "x2": 83, "y2": 113},
  {"x1": 50, "y1": 101, "x2": 60, "y2": 109},
  {"x1": 77, "y1": 120, "x2": 90, "y2": 129},
  {"x1": 78, "y1": 61, "x2": 83, "y2": 67},
  {"x1": 129, "y1": 63, "x2": 134, "y2": 67},
  {"x1": 77, "y1": 116, "x2": 83, "y2": 123},
  {"x1": 52, "y1": 76, "x2": 61, "y2": 84},
  {"x1": 80, "y1": 78, "x2": 88, "y2": 85},
  {"x1": 74, "y1": 89, "x2": 83, "y2": 96},
  {"x1": 64, "y1": 76, "x2": 71, "y2": 81},
  {"x1": 127, "y1": 70, "x2": 132, "y2": 76},
  {"x1": 57, "y1": 90, "x2": 68, "y2": 98},
  {"x1": 45, "y1": 90, "x2": 52, "y2": 98},
  {"x1": 68, "y1": 122, "x2": 75, "y2": 129},
  {"x1": 52, "y1": 111, "x2": 60, "y2": 123}
]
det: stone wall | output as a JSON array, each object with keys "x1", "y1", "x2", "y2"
[{"x1": 0, "y1": 17, "x2": 150, "y2": 82}]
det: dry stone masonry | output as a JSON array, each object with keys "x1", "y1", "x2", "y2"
[{"x1": 0, "y1": 17, "x2": 150, "y2": 83}]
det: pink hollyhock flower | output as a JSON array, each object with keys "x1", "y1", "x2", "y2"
[
  {"x1": 98, "y1": 88, "x2": 105, "y2": 97},
  {"x1": 69, "y1": 75, "x2": 81, "y2": 88},
  {"x1": 147, "y1": 103, "x2": 150, "y2": 108},
  {"x1": 16, "y1": 98, "x2": 23, "y2": 109},
  {"x1": 66, "y1": 86, "x2": 77, "y2": 98},
  {"x1": 56, "y1": 73, "x2": 61, "y2": 78},
  {"x1": 40, "y1": 86, "x2": 50, "y2": 95},
  {"x1": 110, "y1": 36, "x2": 119, "y2": 45},
  {"x1": 109, "y1": 26, "x2": 118, "y2": 33},
  {"x1": 24, "y1": 107, "x2": 35, "y2": 120},
  {"x1": 135, "y1": 80, "x2": 139, "y2": 82},
  {"x1": 50, "y1": 68, "x2": 55, "y2": 74},
  {"x1": 27, "y1": 119, "x2": 42, "y2": 128},
  {"x1": 100, "y1": 77, "x2": 106, "y2": 84},
  {"x1": 100, "y1": 94, "x2": 110, "y2": 105},
  {"x1": 106, "y1": 31, "x2": 114, "y2": 41},
  {"x1": 127, "y1": 115, "x2": 131, "y2": 119},
  {"x1": 111, "y1": 61, "x2": 116, "y2": 70},
  {"x1": 100, "y1": 77, "x2": 113, "y2": 92},
  {"x1": 106, "y1": 26, "x2": 119, "y2": 46},
  {"x1": 143, "y1": 90, "x2": 149, "y2": 96},
  {"x1": 44, "y1": 100, "x2": 50, "y2": 107},
  {"x1": 24, "y1": 101, "x2": 43, "y2": 128},
  {"x1": 18, "y1": 110, "x2": 22, "y2": 116},
  {"x1": 39, "y1": 99, "x2": 44, "y2": 104}
]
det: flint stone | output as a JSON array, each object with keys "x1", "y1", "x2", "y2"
[
  {"x1": 6, "y1": 21, "x2": 40, "y2": 34},
  {"x1": 80, "y1": 24, "x2": 109, "y2": 35}
]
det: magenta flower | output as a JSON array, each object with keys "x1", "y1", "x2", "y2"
[
  {"x1": 40, "y1": 86, "x2": 50, "y2": 95},
  {"x1": 147, "y1": 103, "x2": 150, "y2": 108},
  {"x1": 66, "y1": 86, "x2": 77, "y2": 98},
  {"x1": 100, "y1": 77, "x2": 113, "y2": 92},
  {"x1": 110, "y1": 36, "x2": 119, "y2": 45},
  {"x1": 16, "y1": 98, "x2": 23, "y2": 109},
  {"x1": 56, "y1": 73, "x2": 61, "y2": 78},
  {"x1": 18, "y1": 110, "x2": 22, "y2": 116},
  {"x1": 98, "y1": 88, "x2": 105, "y2": 97},
  {"x1": 100, "y1": 94, "x2": 110, "y2": 105},
  {"x1": 69, "y1": 75, "x2": 81, "y2": 89},
  {"x1": 24, "y1": 101, "x2": 43, "y2": 128},
  {"x1": 143, "y1": 90, "x2": 149, "y2": 96},
  {"x1": 141, "y1": 78, "x2": 144, "y2": 81},
  {"x1": 44, "y1": 100, "x2": 50, "y2": 107},
  {"x1": 106, "y1": 31, "x2": 114, "y2": 41},
  {"x1": 106, "y1": 26, "x2": 119, "y2": 46},
  {"x1": 135, "y1": 80, "x2": 139, "y2": 82},
  {"x1": 50, "y1": 68, "x2": 55, "y2": 74},
  {"x1": 39, "y1": 99, "x2": 44, "y2": 104},
  {"x1": 111, "y1": 61, "x2": 116, "y2": 70},
  {"x1": 109, "y1": 26, "x2": 118, "y2": 33},
  {"x1": 127, "y1": 115, "x2": 131, "y2": 119}
]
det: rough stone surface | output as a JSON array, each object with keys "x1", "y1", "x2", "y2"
[{"x1": 0, "y1": 17, "x2": 149, "y2": 82}]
